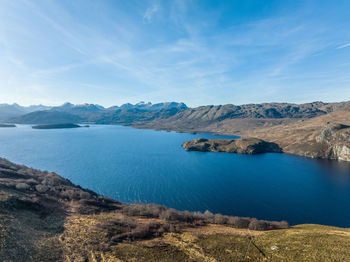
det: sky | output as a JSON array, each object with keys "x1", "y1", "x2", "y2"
[{"x1": 0, "y1": 0, "x2": 350, "y2": 107}]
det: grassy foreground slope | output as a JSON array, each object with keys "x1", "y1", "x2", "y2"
[
  {"x1": 63, "y1": 217, "x2": 350, "y2": 262},
  {"x1": 1, "y1": 158, "x2": 349, "y2": 261}
]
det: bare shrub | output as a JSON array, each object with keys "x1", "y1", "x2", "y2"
[
  {"x1": 79, "y1": 191, "x2": 91, "y2": 199},
  {"x1": 213, "y1": 214, "x2": 228, "y2": 224},
  {"x1": 249, "y1": 219, "x2": 269, "y2": 230},
  {"x1": 227, "y1": 216, "x2": 251, "y2": 228},
  {"x1": 121, "y1": 203, "x2": 288, "y2": 231},
  {"x1": 26, "y1": 178, "x2": 39, "y2": 185},
  {"x1": 271, "y1": 220, "x2": 289, "y2": 229},
  {"x1": 35, "y1": 184, "x2": 49, "y2": 193},
  {"x1": 15, "y1": 183, "x2": 30, "y2": 190},
  {"x1": 249, "y1": 219, "x2": 289, "y2": 231},
  {"x1": 122, "y1": 203, "x2": 167, "y2": 218},
  {"x1": 202, "y1": 210, "x2": 214, "y2": 222},
  {"x1": 159, "y1": 209, "x2": 182, "y2": 221},
  {"x1": 59, "y1": 189, "x2": 81, "y2": 200}
]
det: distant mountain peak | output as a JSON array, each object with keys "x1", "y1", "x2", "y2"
[{"x1": 61, "y1": 102, "x2": 74, "y2": 107}]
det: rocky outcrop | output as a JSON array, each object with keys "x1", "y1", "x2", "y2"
[
  {"x1": 315, "y1": 123, "x2": 350, "y2": 161},
  {"x1": 182, "y1": 138, "x2": 282, "y2": 154}
]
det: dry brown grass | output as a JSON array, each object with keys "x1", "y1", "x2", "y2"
[
  {"x1": 58, "y1": 213, "x2": 350, "y2": 262},
  {"x1": 184, "y1": 224, "x2": 264, "y2": 237},
  {"x1": 243, "y1": 110, "x2": 350, "y2": 153}
]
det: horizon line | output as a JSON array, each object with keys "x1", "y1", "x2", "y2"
[{"x1": 1, "y1": 99, "x2": 350, "y2": 109}]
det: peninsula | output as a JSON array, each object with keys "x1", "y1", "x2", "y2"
[{"x1": 182, "y1": 138, "x2": 282, "y2": 154}]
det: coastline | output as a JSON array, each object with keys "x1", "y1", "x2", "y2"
[{"x1": 129, "y1": 111, "x2": 350, "y2": 162}]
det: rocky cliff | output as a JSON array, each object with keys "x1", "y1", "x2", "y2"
[{"x1": 315, "y1": 123, "x2": 350, "y2": 161}]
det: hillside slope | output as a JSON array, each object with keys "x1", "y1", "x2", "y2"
[
  {"x1": 242, "y1": 110, "x2": 350, "y2": 161},
  {"x1": 0, "y1": 104, "x2": 51, "y2": 122},
  {"x1": 132, "y1": 101, "x2": 350, "y2": 135}
]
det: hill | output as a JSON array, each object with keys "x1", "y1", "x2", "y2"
[
  {"x1": 0, "y1": 103, "x2": 51, "y2": 121},
  {"x1": 133, "y1": 101, "x2": 350, "y2": 133},
  {"x1": 178, "y1": 110, "x2": 350, "y2": 161},
  {"x1": 241, "y1": 110, "x2": 350, "y2": 161},
  {"x1": 10, "y1": 111, "x2": 83, "y2": 124},
  {"x1": 9, "y1": 102, "x2": 188, "y2": 125}
]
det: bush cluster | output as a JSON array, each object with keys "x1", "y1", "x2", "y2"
[
  {"x1": 93, "y1": 216, "x2": 182, "y2": 249},
  {"x1": 122, "y1": 203, "x2": 289, "y2": 231}
]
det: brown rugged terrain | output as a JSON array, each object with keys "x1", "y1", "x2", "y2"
[
  {"x1": 147, "y1": 105, "x2": 350, "y2": 161},
  {"x1": 182, "y1": 138, "x2": 282, "y2": 154},
  {"x1": 10, "y1": 101, "x2": 350, "y2": 130},
  {"x1": 241, "y1": 110, "x2": 350, "y2": 161},
  {"x1": 132, "y1": 101, "x2": 350, "y2": 134}
]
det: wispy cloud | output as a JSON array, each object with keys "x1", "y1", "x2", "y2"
[
  {"x1": 143, "y1": 4, "x2": 159, "y2": 23},
  {"x1": 337, "y1": 42, "x2": 350, "y2": 49},
  {"x1": 0, "y1": 0, "x2": 350, "y2": 106}
]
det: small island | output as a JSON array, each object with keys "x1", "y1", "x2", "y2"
[
  {"x1": 182, "y1": 137, "x2": 282, "y2": 154},
  {"x1": 0, "y1": 123, "x2": 16, "y2": 128},
  {"x1": 32, "y1": 123, "x2": 83, "y2": 129}
]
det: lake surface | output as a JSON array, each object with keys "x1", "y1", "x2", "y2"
[{"x1": 0, "y1": 125, "x2": 350, "y2": 227}]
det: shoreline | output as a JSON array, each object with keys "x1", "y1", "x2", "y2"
[{"x1": 7, "y1": 121, "x2": 350, "y2": 162}]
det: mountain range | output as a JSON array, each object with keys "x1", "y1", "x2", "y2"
[
  {"x1": 2, "y1": 101, "x2": 188, "y2": 124},
  {"x1": 2, "y1": 101, "x2": 350, "y2": 126}
]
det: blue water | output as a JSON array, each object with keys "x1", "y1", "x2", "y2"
[{"x1": 0, "y1": 125, "x2": 350, "y2": 227}]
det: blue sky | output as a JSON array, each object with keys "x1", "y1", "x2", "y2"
[{"x1": 0, "y1": 0, "x2": 350, "y2": 107}]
